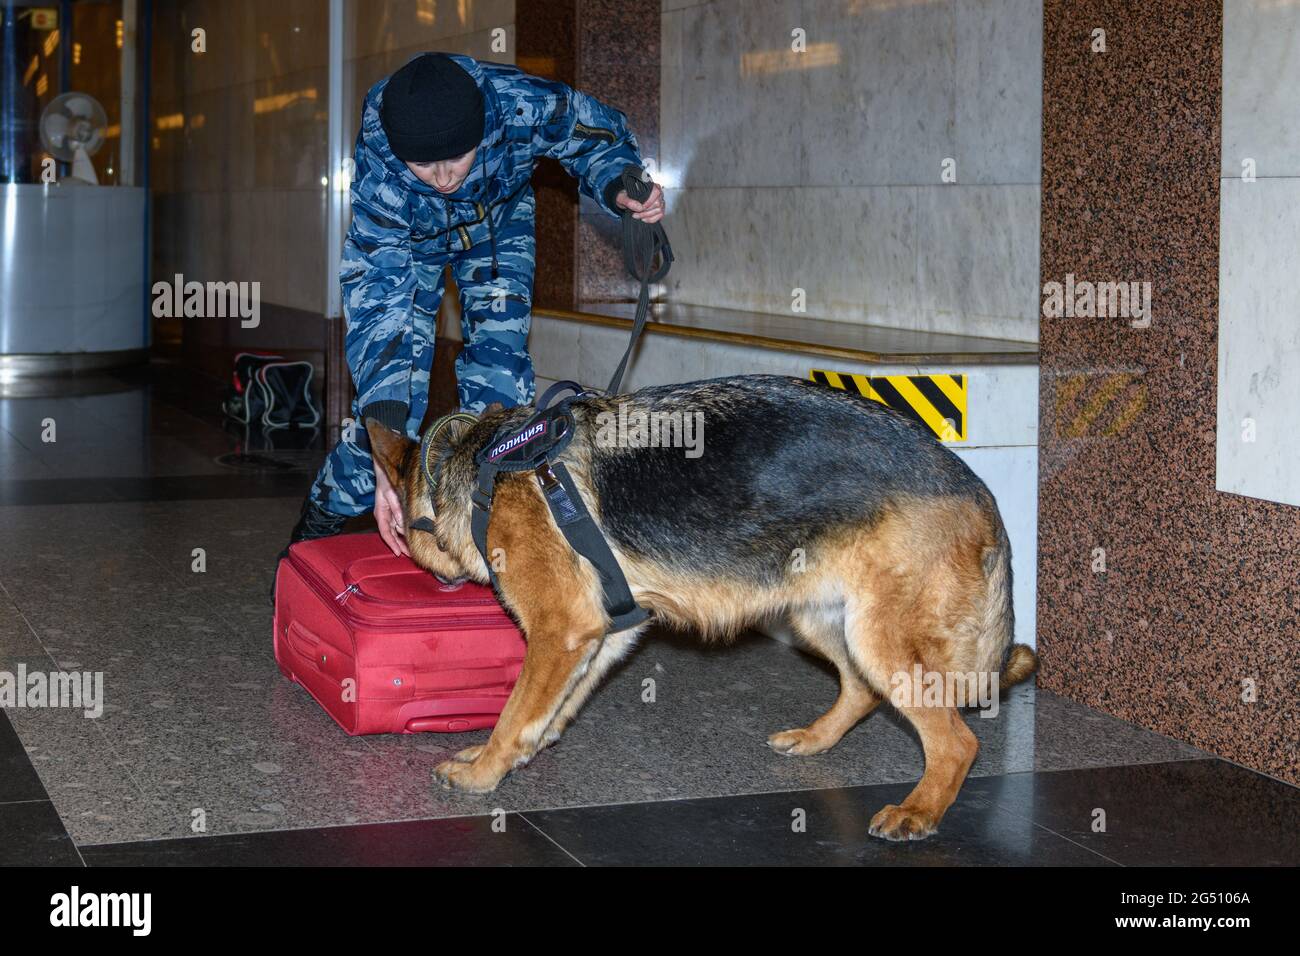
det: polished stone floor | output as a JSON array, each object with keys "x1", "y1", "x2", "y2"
[{"x1": 1, "y1": 361, "x2": 1296, "y2": 866}]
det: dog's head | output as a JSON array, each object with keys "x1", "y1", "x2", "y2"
[{"x1": 364, "y1": 402, "x2": 505, "y2": 587}]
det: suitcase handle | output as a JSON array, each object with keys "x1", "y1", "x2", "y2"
[
  {"x1": 405, "y1": 715, "x2": 499, "y2": 733},
  {"x1": 286, "y1": 620, "x2": 325, "y2": 666},
  {"x1": 398, "y1": 696, "x2": 508, "y2": 733},
  {"x1": 414, "y1": 660, "x2": 522, "y2": 692}
]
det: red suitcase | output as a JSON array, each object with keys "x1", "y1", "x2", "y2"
[{"x1": 273, "y1": 532, "x2": 526, "y2": 735}]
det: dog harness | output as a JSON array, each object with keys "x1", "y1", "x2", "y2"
[
  {"x1": 413, "y1": 382, "x2": 650, "y2": 635},
  {"x1": 409, "y1": 167, "x2": 672, "y2": 636},
  {"x1": 478, "y1": 381, "x2": 651, "y2": 633}
]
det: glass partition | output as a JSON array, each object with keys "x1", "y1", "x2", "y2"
[{"x1": 0, "y1": 0, "x2": 149, "y2": 377}]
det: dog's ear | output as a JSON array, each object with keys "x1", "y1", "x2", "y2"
[
  {"x1": 483, "y1": 401, "x2": 505, "y2": 415},
  {"x1": 364, "y1": 417, "x2": 415, "y2": 488}
]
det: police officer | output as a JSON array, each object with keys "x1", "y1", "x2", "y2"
[{"x1": 271, "y1": 52, "x2": 664, "y2": 601}]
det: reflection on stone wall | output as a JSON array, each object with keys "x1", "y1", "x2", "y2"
[
  {"x1": 149, "y1": 0, "x2": 515, "y2": 382},
  {"x1": 658, "y1": 0, "x2": 1042, "y2": 342}
]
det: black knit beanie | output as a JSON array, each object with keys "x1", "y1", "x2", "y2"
[{"x1": 380, "y1": 53, "x2": 485, "y2": 162}]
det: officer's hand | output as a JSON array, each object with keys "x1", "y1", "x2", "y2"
[
  {"x1": 373, "y1": 463, "x2": 411, "y2": 558},
  {"x1": 615, "y1": 181, "x2": 665, "y2": 224}
]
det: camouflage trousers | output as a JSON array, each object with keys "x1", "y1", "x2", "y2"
[{"x1": 310, "y1": 188, "x2": 539, "y2": 517}]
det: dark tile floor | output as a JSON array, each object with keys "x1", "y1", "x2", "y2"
[{"x1": 1, "y1": 361, "x2": 1296, "y2": 866}]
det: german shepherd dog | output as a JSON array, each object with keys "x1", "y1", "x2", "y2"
[{"x1": 365, "y1": 374, "x2": 1037, "y2": 841}]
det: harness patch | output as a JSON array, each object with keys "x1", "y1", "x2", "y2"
[
  {"x1": 543, "y1": 483, "x2": 582, "y2": 525},
  {"x1": 487, "y1": 420, "x2": 547, "y2": 461}
]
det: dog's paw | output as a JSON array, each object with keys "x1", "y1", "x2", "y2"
[
  {"x1": 432, "y1": 757, "x2": 502, "y2": 794},
  {"x1": 767, "y1": 727, "x2": 833, "y2": 756},
  {"x1": 868, "y1": 804, "x2": 938, "y2": 841},
  {"x1": 451, "y1": 744, "x2": 485, "y2": 764}
]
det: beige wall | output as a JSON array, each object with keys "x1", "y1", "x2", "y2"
[
  {"x1": 345, "y1": 0, "x2": 515, "y2": 115},
  {"x1": 659, "y1": 0, "x2": 1042, "y2": 342}
]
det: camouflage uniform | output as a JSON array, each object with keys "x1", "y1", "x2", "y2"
[{"x1": 310, "y1": 54, "x2": 646, "y2": 517}]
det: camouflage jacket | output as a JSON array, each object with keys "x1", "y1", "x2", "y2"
[{"x1": 341, "y1": 53, "x2": 646, "y2": 432}]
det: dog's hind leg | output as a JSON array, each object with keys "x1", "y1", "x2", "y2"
[
  {"x1": 768, "y1": 602, "x2": 881, "y2": 756},
  {"x1": 840, "y1": 509, "x2": 984, "y2": 840},
  {"x1": 867, "y1": 704, "x2": 977, "y2": 841},
  {"x1": 846, "y1": 608, "x2": 978, "y2": 840}
]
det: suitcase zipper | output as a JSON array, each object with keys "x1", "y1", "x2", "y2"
[
  {"x1": 343, "y1": 605, "x2": 519, "y2": 630},
  {"x1": 290, "y1": 557, "x2": 517, "y2": 631}
]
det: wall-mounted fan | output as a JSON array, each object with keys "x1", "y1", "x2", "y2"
[{"x1": 39, "y1": 92, "x2": 108, "y2": 184}]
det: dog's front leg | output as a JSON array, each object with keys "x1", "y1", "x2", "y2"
[
  {"x1": 537, "y1": 628, "x2": 641, "y2": 750},
  {"x1": 434, "y1": 473, "x2": 608, "y2": 793},
  {"x1": 433, "y1": 629, "x2": 602, "y2": 793}
]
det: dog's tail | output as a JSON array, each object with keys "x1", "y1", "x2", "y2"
[
  {"x1": 979, "y1": 506, "x2": 1038, "y2": 689},
  {"x1": 1001, "y1": 643, "x2": 1039, "y2": 686}
]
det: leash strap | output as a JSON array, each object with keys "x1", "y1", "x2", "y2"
[
  {"x1": 606, "y1": 166, "x2": 673, "y2": 397},
  {"x1": 537, "y1": 379, "x2": 589, "y2": 409},
  {"x1": 418, "y1": 412, "x2": 480, "y2": 495}
]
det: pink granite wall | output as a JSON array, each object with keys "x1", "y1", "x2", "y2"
[{"x1": 1037, "y1": 0, "x2": 1298, "y2": 785}]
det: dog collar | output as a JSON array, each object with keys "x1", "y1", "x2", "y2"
[{"x1": 410, "y1": 412, "x2": 479, "y2": 538}]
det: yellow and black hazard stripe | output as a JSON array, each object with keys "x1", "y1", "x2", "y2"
[
  {"x1": 810, "y1": 370, "x2": 967, "y2": 442},
  {"x1": 1053, "y1": 371, "x2": 1145, "y2": 439}
]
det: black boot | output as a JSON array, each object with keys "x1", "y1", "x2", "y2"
[{"x1": 270, "y1": 495, "x2": 350, "y2": 606}]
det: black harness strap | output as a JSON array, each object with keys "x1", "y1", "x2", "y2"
[{"x1": 533, "y1": 459, "x2": 650, "y2": 632}]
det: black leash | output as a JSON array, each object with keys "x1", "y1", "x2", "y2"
[{"x1": 605, "y1": 166, "x2": 673, "y2": 397}]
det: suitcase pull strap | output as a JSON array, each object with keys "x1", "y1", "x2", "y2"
[{"x1": 285, "y1": 621, "x2": 325, "y2": 665}]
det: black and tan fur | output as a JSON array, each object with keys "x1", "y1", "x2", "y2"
[{"x1": 365, "y1": 374, "x2": 1037, "y2": 841}]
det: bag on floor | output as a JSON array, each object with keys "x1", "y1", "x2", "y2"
[
  {"x1": 222, "y1": 351, "x2": 282, "y2": 425},
  {"x1": 273, "y1": 532, "x2": 526, "y2": 735},
  {"x1": 254, "y1": 360, "x2": 321, "y2": 430},
  {"x1": 222, "y1": 352, "x2": 321, "y2": 429}
]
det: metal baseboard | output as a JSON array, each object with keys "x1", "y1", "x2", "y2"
[
  {"x1": 0, "y1": 349, "x2": 150, "y2": 377},
  {"x1": 0, "y1": 349, "x2": 150, "y2": 397}
]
